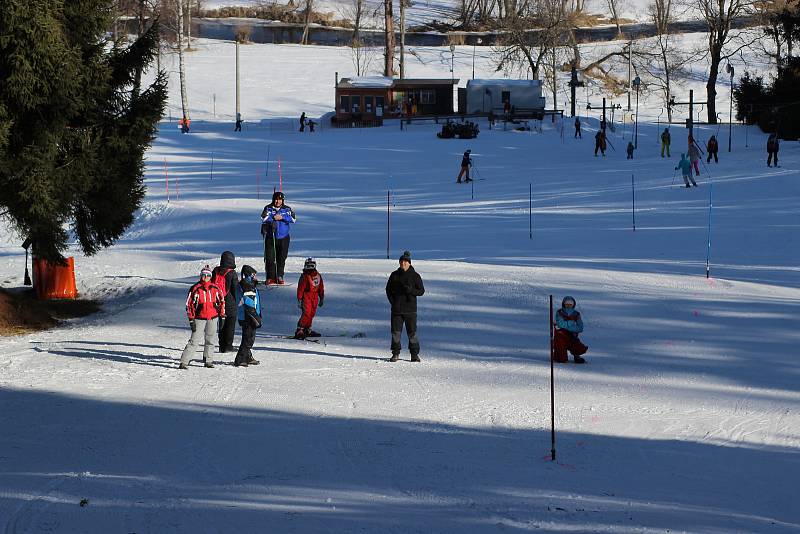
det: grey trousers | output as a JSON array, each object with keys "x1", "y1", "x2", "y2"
[{"x1": 180, "y1": 317, "x2": 218, "y2": 366}]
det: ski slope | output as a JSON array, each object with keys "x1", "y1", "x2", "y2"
[{"x1": 1, "y1": 38, "x2": 799, "y2": 533}]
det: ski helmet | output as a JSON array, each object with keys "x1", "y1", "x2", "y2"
[
  {"x1": 241, "y1": 264, "x2": 257, "y2": 279},
  {"x1": 303, "y1": 257, "x2": 316, "y2": 271},
  {"x1": 562, "y1": 296, "x2": 576, "y2": 308},
  {"x1": 272, "y1": 191, "x2": 285, "y2": 202}
]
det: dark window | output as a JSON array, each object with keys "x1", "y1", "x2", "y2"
[
  {"x1": 420, "y1": 90, "x2": 436, "y2": 104},
  {"x1": 502, "y1": 91, "x2": 511, "y2": 104},
  {"x1": 376, "y1": 96, "x2": 385, "y2": 110},
  {"x1": 364, "y1": 96, "x2": 374, "y2": 113},
  {"x1": 339, "y1": 95, "x2": 350, "y2": 113},
  {"x1": 352, "y1": 96, "x2": 361, "y2": 113}
]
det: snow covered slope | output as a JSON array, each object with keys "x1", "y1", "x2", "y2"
[{"x1": 1, "y1": 39, "x2": 798, "y2": 533}]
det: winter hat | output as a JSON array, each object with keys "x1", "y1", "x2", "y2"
[
  {"x1": 562, "y1": 296, "x2": 576, "y2": 308},
  {"x1": 241, "y1": 264, "x2": 257, "y2": 279},
  {"x1": 200, "y1": 265, "x2": 213, "y2": 278},
  {"x1": 399, "y1": 250, "x2": 412, "y2": 263},
  {"x1": 303, "y1": 257, "x2": 316, "y2": 271},
  {"x1": 272, "y1": 191, "x2": 285, "y2": 202},
  {"x1": 220, "y1": 250, "x2": 236, "y2": 269}
]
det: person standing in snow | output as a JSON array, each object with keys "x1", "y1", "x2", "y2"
[
  {"x1": 626, "y1": 141, "x2": 635, "y2": 159},
  {"x1": 688, "y1": 143, "x2": 701, "y2": 176},
  {"x1": 767, "y1": 133, "x2": 780, "y2": 167},
  {"x1": 385, "y1": 250, "x2": 425, "y2": 362},
  {"x1": 574, "y1": 117, "x2": 582, "y2": 138},
  {"x1": 553, "y1": 296, "x2": 588, "y2": 364},
  {"x1": 660, "y1": 128, "x2": 671, "y2": 157},
  {"x1": 675, "y1": 153, "x2": 697, "y2": 188},
  {"x1": 456, "y1": 150, "x2": 473, "y2": 183},
  {"x1": 299, "y1": 112, "x2": 306, "y2": 132},
  {"x1": 212, "y1": 251, "x2": 239, "y2": 353},
  {"x1": 706, "y1": 135, "x2": 719, "y2": 163},
  {"x1": 234, "y1": 265, "x2": 261, "y2": 367},
  {"x1": 234, "y1": 112, "x2": 242, "y2": 132},
  {"x1": 261, "y1": 191, "x2": 296, "y2": 285},
  {"x1": 294, "y1": 258, "x2": 325, "y2": 339},
  {"x1": 179, "y1": 265, "x2": 226, "y2": 369},
  {"x1": 594, "y1": 130, "x2": 606, "y2": 156}
]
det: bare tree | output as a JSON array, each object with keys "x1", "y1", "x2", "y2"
[
  {"x1": 351, "y1": 38, "x2": 378, "y2": 76},
  {"x1": 696, "y1": 0, "x2": 757, "y2": 123},
  {"x1": 160, "y1": 0, "x2": 190, "y2": 121},
  {"x1": 300, "y1": 0, "x2": 314, "y2": 44},
  {"x1": 606, "y1": 0, "x2": 624, "y2": 37},
  {"x1": 336, "y1": 0, "x2": 366, "y2": 42}
]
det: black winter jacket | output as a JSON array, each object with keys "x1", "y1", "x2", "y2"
[
  {"x1": 215, "y1": 251, "x2": 239, "y2": 315},
  {"x1": 386, "y1": 266, "x2": 425, "y2": 314}
]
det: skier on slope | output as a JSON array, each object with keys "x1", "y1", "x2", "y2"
[
  {"x1": 261, "y1": 191, "x2": 296, "y2": 285},
  {"x1": 706, "y1": 135, "x2": 719, "y2": 163},
  {"x1": 179, "y1": 265, "x2": 225, "y2": 369},
  {"x1": 660, "y1": 128, "x2": 671, "y2": 157},
  {"x1": 574, "y1": 117, "x2": 582, "y2": 138},
  {"x1": 456, "y1": 150, "x2": 473, "y2": 183},
  {"x1": 294, "y1": 258, "x2": 325, "y2": 339},
  {"x1": 553, "y1": 296, "x2": 588, "y2": 364},
  {"x1": 385, "y1": 250, "x2": 425, "y2": 362},
  {"x1": 594, "y1": 130, "x2": 606, "y2": 156},
  {"x1": 675, "y1": 153, "x2": 698, "y2": 188},
  {"x1": 688, "y1": 143, "x2": 701, "y2": 176},
  {"x1": 626, "y1": 141, "x2": 635, "y2": 159},
  {"x1": 234, "y1": 265, "x2": 261, "y2": 367},
  {"x1": 767, "y1": 133, "x2": 780, "y2": 167},
  {"x1": 212, "y1": 250, "x2": 239, "y2": 354}
]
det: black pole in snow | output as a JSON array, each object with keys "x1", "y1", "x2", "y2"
[
  {"x1": 549, "y1": 294, "x2": 556, "y2": 462},
  {"x1": 631, "y1": 173, "x2": 636, "y2": 231},
  {"x1": 529, "y1": 182, "x2": 532, "y2": 239},
  {"x1": 387, "y1": 189, "x2": 390, "y2": 260},
  {"x1": 210, "y1": 153, "x2": 214, "y2": 180}
]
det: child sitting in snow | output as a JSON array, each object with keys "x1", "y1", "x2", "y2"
[
  {"x1": 294, "y1": 258, "x2": 325, "y2": 339},
  {"x1": 553, "y1": 296, "x2": 588, "y2": 364}
]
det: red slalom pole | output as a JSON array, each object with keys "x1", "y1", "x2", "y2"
[{"x1": 549, "y1": 294, "x2": 556, "y2": 462}]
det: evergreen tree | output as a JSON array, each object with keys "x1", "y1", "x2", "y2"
[{"x1": 0, "y1": 1, "x2": 167, "y2": 261}]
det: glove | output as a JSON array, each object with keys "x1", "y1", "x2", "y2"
[
  {"x1": 318, "y1": 297, "x2": 324, "y2": 308},
  {"x1": 190, "y1": 320, "x2": 196, "y2": 332},
  {"x1": 297, "y1": 299, "x2": 303, "y2": 309}
]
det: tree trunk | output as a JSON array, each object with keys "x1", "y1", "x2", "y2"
[
  {"x1": 706, "y1": 45, "x2": 721, "y2": 123},
  {"x1": 301, "y1": 0, "x2": 313, "y2": 44},
  {"x1": 384, "y1": 0, "x2": 395, "y2": 76},
  {"x1": 177, "y1": 0, "x2": 190, "y2": 121},
  {"x1": 187, "y1": 0, "x2": 192, "y2": 50}
]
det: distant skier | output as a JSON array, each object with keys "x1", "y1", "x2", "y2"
[
  {"x1": 553, "y1": 296, "x2": 588, "y2": 364},
  {"x1": 706, "y1": 135, "x2": 719, "y2": 163},
  {"x1": 675, "y1": 153, "x2": 698, "y2": 188},
  {"x1": 456, "y1": 150, "x2": 473, "y2": 183},
  {"x1": 299, "y1": 112, "x2": 306, "y2": 132},
  {"x1": 385, "y1": 250, "x2": 425, "y2": 362},
  {"x1": 234, "y1": 265, "x2": 261, "y2": 367},
  {"x1": 594, "y1": 130, "x2": 606, "y2": 156},
  {"x1": 261, "y1": 191, "x2": 296, "y2": 285},
  {"x1": 574, "y1": 117, "x2": 582, "y2": 138},
  {"x1": 179, "y1": 265, "x2": 225, "y2": 369},
  {"x1": 688, "y1": 143, "x2": 701, "y2": 176},
  {"x1": 626, "y1": 141, "x2": 635, "y2": 159},
  {"x1": 767, "y1": 133, "x2": 780, "y2": 167},
  {"x1": 307, "y1": 120, "x2": 316, "y2": 133},
  {"x1": 660, "y1": 128, "x2": 671, "y2": 157},
  {"x1": 212, "y1": 250, "x2": 239, "y2": 353},
  {"x1": 294, "y1": 258, "x2": 325, "y2": 339}
]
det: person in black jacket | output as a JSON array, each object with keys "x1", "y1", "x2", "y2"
[
  {"x1": 212, "y1": 250, "x2": 239, "y2": 353},
  {"x1": 385, "y1": 250, "x2": 425, "y2": 362}
]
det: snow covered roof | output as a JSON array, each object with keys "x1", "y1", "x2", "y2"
[
  {"x1": 342, "y1": 76, "x2": 394, "y2": 88},
  {"x1": 467, "y1": 79, "x2": 542, "y2": 87}
]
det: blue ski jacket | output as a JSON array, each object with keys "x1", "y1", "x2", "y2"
[
  {"x1": 676, "y1": 155, "x2": 692, "y2": 176},
  {"x1": 555, "y1": 308, "x2": 583, "y2": 334},
  {"x1": 261, "y1": 205, "x2": 296, "y2": 239},
  {"x1": 236, "y1": 279, "x2": 262, "y2": 323}
]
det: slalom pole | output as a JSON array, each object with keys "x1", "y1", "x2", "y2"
[
  {"x1": 703, "y1": 162, "x2": 714, "y2": 279},
  {"x1": 164, "y1": 158, "x2": 169, "y2": 203},
  {"x1": 256, "y1": 169, "x2": 260, "y2": 199},
  {"x1": 631, "y1": 173, "x2": 636, "y2": 231},
  {"x1": 176, "y1": 172, "x2": 179, "y2": 200},
  {"x1": 210, "y1": 152, "x2": 214, "y2": 180},
  {"x1": 529, "y1": 182, "x2": 532, "y2": 239},
  {"x1": 387, "y1": 188, "x2": 390, "y2": 259},
  {"x1": 471, "y1": 177, "x2": 474, "y2": 200},
  {"x1": 278, "y1": 157, "x2": 283, "y2": 191},
  {"x1": 549, "y1": 294, "x2": 556, "y2": 461},
  {"x1": 265, "y1": 145, "x2": 271, "y2": 181}
]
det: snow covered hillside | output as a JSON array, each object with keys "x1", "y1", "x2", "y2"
[{"x1": 1, "y1": 39, "x2": 799, "y2": 533}]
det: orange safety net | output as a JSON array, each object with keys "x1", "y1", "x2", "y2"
[{"x1": 33, "y1": 257, "x2": 78, "y2": 300}]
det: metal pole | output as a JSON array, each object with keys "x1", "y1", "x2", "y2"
[
  {"x1": 631, "y1": 173, "x2": 636, "y2": 231},
  {"x1": 549, "y1": 294, "x2": 556, "y2": 462},
  {"x1": 472, "y1": 41, "x2": 476, "y2": 79},
  {"x1": 627, "y1": 40, "x2": 632, "y2": 111},
  {"x1": 634, "y1": 87, "x2": 639, "y2": 149},
  {"x1": 728, "y1": 69, "x2": 734, "y2": 152},
  {"x1": 706, "y1": 180, "x2": 713, "y2": 278},
  {"x1": 529, "y1": 182, "x2": 532, "y2": 239},
  {"x1": 387, "y1": 189, "x2": 390, "y2": 259},
  {"x1": 400, "y1": 0, "x2": 406, "y2": 79},
  {"x1": 235, "y1": 41, "x2": 240, "y2": 120}
]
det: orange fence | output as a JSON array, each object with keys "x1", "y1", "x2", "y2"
[{"x1": 33, "y1": 257, "x2": 78, "y2": 300}]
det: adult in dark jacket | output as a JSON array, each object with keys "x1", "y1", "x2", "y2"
[
  {"x1": 706, "y1": 135, "x2": 719, "y2": 163},
  {"x1": 767, "y1": 133, "x2": 780, "y2": 167},
  {"x1": 456, "y1": 150, "x2": 472, "y2": 183},
  {"x1": 385, "y1": 250, "x2": 425, "y2": 362},
  {"x1": 261, "y1": 191, "x2": 296, "y2": 284},
  {"x1": 212, "y1": 251, "x2": 239, "y2": 353}
]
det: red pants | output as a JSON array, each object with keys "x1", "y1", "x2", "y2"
[
  {"x1": 553, "y1": 329, "x2": 588, "y2": 363},
  {"x1": 297, "y1": 296, "x2": 318, "y2": 329}
]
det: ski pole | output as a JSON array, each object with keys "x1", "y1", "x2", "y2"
[{"x1": 631, "y1": 173, "x2": 636, "y2": 231}]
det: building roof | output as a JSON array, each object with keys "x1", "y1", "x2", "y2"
[
  {"x1": 467, "y1": 79, "x2": 542, "y2": 87},
  {"x1": 337, "y1": 77, "x2": 460, "y2": 89}
]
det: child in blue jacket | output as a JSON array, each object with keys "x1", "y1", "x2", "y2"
[
  {"x1": 675, "y1": 154, "x2": 697, "y2": 188},
  {"x1": 234, "y1": 265, "x2": 262, "y2": 367},
  {"x1": 554, "y1": 296, "x2": 588, "y2": 364}
]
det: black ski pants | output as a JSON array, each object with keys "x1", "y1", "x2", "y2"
[
  {"x1": 391, "y1": 313, "x2": 420, "y2": 356},
  {"x1": 235, "y1": 322, "x2": 256, "y2": 365},
  {"x1": 264, "y1": 234, "x2": 290, "y2": 280},
  {"x1": 707, "y1": 151, "x2": 718, "y2": 163},
  {"x1": 218, "y1": 314, "x2": 237, "y2": 352},
  {"x1": 768, "y1": 152, "x2": 778, "y2": 167}
]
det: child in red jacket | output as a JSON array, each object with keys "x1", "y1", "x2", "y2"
[
  {"x1": 294, "y1": 258, "x2": 325, "y2": 339},
  {"x1": 179, "y1": 265, "x2": 225, "y2": 369}
]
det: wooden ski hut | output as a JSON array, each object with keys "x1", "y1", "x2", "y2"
[{"x1": 334, "y1": 77, "x2": 459, "y2": 126}]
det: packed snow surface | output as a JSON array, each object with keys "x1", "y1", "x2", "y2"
[{"x1": 1, "y1": 38, "x2": 799, "y2": 533}]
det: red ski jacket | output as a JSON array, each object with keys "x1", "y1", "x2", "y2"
[
  {"x1": 186, "y1": 281, "x2": 226, "y2": 320},
  {"x1": 297, "y1": 270, "x2": 325, "y2": 301}
]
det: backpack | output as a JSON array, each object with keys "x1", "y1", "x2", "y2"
[{"x1": 212, "y1": 267, "x2": 232, "y2": 296}]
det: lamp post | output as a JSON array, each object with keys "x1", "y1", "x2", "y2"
[
  {"x1": 633, "y1": 76, "x2": 641, "y2": 149},
  {"x1": 450, "y1": 43, "x2": 455, "y2": 84},
  {"x1": 472, "y1": 38, "x2": 482, "y2": 79},
  {"x1": 726, "y1": 63, "x2": 734, "y2": 152}
]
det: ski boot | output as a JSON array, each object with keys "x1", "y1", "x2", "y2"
[
  {"x1": 247, "y1": 357, "x2": 260, "y2": 366},
  {"x1": 293, "y1": 328, "x2": 306, "y2": 340},
  {"x1": 277, "y1": 276, "x2": 285, "y2": 285},
  {"x1": 573, "y1": 355, "x2": 586, "y2": 364},
  {"x1": 410, "y1": 354, "x2": 421, "y2": 363},
  {"x1": 305, "y1": 328, "x2": 321, "y2": 338},
  {"x1": 389, "y1": 353, "x2": 399, "y2": 362}
]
